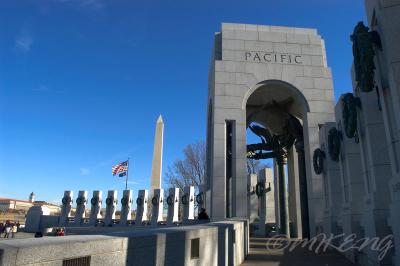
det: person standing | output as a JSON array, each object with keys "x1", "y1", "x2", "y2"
[
  {"x1": 0, "y1": 223, "x2": 4, "y2": 238},
  {"x1": 11, "y1": 223, "x2": 17, "y2": 238},
  {"x1": 4, "y1": 223, "x2": 11, "y2": 238},
  {"x1": 198, "y1": 208, "x2": 210, "y2": 220}
]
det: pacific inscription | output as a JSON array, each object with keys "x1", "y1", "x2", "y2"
[{"x1": 245, "y1": 51, "x2": 302, "y2": 65}]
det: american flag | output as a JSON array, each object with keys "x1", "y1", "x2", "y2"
[{"x1": 112, "y1": 161, "x2": 128, "y2": 176}]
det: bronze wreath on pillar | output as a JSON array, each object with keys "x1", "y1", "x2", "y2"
[
  {"x1": 106, "y1": 197, "x2": 114, "y2": 206},
  {"x1": 328, "y1": 127, "x2": 341, "y2": 161},
  {"x1": 121, "y1": 197, "x2": 129, "y2": 206},
  {"x1": 342, "y1": 93, "x2": 361, "y2": 140},
  {"x1": 196, "y1": 192, "x2": 204, "y2": 204},
  {"x1": 90, "y1": 197, "x2": 99, "y2": 206},
  {"x1": 181, "y1": 194, "x2": 189, "y2": 205},
  {"x1": 151, "y1": 196, "x2": 159, "y2": 206},
  {"x1": 136, "y1": 197, "x2": 143, "y2": 206},
  {"x1": 62, "y1": 196, "x2": 71, "y2": 205},
  {"x1": 313, "y1": 148, "x2": 325, "y2": 175},
  {"x1": 166, "y1": 195, "x2": 174, "y2": 206},
  {"x1": 351, "y1": 21, "x2": 382, "y2": 93},
  {"x1": 76, "y1": 197, "x2": 85, "y2": 205}
]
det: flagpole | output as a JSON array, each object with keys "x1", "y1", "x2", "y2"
[{"x1": 125, "y1": 157, "x2": 130, "y2": 190}]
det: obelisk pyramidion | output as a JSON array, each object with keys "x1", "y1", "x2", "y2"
[{"x1": 150, "y1": 115, "x2": 164, "y2": 194}]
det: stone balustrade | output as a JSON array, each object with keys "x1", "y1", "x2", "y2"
[{"x1": 25, "y1": 186, "x2": 207, "y2": 233}]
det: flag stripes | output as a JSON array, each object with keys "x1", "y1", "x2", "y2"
[{"x1": 112, "y1": 161, "x2": 128, "y2": 176}]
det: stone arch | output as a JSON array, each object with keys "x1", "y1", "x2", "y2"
[
  {"x1": 244, "y1": 80, "x2": 311, "y2": 238},
  {"x1": 242, "y1": 80, "x2": 310, "y2": 115}
]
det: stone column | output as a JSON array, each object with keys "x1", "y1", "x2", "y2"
[
  {"x1": 151, "y1": 189, "x2": 164, "y2": 227},
  {"x1": 295, "y1": 141, "x2": 310, "y2": 239},
  {"x1": 233, "y1": 123, "x2": 249, "y2": 219},
  {"x1": 273, "y1": 159, "x2": 280, "y2": 229},
  {"x1": 119, "y1": 190, "x2": 133, "y2": 226},
  {"x1": 277, "y1": 156, "x2": 289, "y2": 236},
  {"x1": 363, "y1": 3, "x2": 400, "y2": 264},
  {"x1": 104, "y1": 190, "x2": 118, "y2": 227},
  {"x1": 335, "y1": 96, "x2": 365, "y2": 263},
  {"x1": 59, "y1": 190, "x2": 73, "y2": 227},
  {"x1": 319, "y1": 123, "x2": 343, "y2": 238},
  {"x1": 196, "y1": 186, "x2": 206, "y2": 213},
  {"x1": 247, "y1": 174, "x2": 258, "y2": 224},
  {"x1": 255, "y1": 179, "x2": 268, "y2": 237},
  {"x1": 355, "y1": 85, "x2": 394, "y2": 265},
  {"x1": 182, "y1": 186, "x2": 195, "y2": 223},
  {"x1": 135, "y1": 189, "x2": 148, "y2": 226},
  {"x1": 287, "y1": 148, "x2": 302, "y2": 239},
  {"x1": 74, "y1": 190, "x2": 88, "y2": 226},
  {"x1": 89, "y1": 190, "x2": 102, "y2": 226},
  {"x1": 259, "y1": 168, "x2": 275, "y2": 225},
  {"x1": 167, "y1": 188, "x2": 180, "y2": 226}
]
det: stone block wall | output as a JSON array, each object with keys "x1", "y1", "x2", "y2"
[{"x1": 0, "y1": 220, "x2": 247, "y2": 266}]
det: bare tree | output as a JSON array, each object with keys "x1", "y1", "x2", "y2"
[
  {"x1": 247, "y1": 158, "x2": 272, "y2": 175},
  {"x1": 165, "y1": 141, "x2": 272, "y2": 192},
  {"x1": 165, "y1": 141, "x2": 206, "y2": 193}
]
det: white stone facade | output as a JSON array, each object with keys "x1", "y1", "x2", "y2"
[
  {"x1": 206, "y1": 23, "x2": 335, "y2": 237},
  {"x1": 363, "y1": 1, "x2": 400, "y2": 265},
  {"x1": 313, "y1": 1, "x2": 400, "y2": 264}
]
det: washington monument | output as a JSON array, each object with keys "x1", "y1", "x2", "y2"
[{"x1": 150, "y1": 115, "x2": 164, "y2": 193}]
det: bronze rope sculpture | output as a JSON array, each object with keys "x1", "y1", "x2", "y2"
[{"x1": 247, "y1": 113, "x2": 303, "y2": 161}]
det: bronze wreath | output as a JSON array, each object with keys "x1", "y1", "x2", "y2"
[
  {"x1": 196, "y1": 192, "x2": 204, "y2": 204},
  {"x1": 136, "y1": 197, "x2": 143, "y2": 206},
  {"x1": 166, "y1": 195, "x2": 174, "y2": 206},
  {"x1": 181, "y1": 194, "x2": 189, "y2": 205},
  {"x1": 91, "y1": 197, "x2": 99, "y2": 206},
  {"x1": 106, "y1": 197, "x2": 114, "y2": 206},
  {"x1": 76, "y1": 197, "x2": 85, "y2": 205},
  {"x1": 121, "y1": 197, "x2": 129, "y2": 206},
  {"x1": 313, "y1": 148, "x2": 325, "y2": 175},
  {"x1": 62, "y1": 196, "x2": 71, "y2": 205},
  {"x1": 151, "y1": 196, "x2": 159, "y2": 206}
]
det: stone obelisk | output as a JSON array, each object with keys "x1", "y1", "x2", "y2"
[{"x1": 150, "y1": 115, "x2": 164, "y2": 194}]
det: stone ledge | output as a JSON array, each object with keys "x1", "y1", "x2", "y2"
[{"x1": 221, "y1": 22, "x2": 318, "y2": 35}]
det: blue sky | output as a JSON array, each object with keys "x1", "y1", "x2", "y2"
[{"x1": 0, "y1": 0, "x2": 366, "y2": 204}]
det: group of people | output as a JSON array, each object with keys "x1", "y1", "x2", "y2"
[
  {"x1": 55, "y1": 227, "x2": 65, "y2": 236},
  {"x1": 0, "y1": 221, "x2": 20, "y2": 239}
]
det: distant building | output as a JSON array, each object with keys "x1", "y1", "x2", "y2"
[
  {"x1": 0, "y1": 198, "x2": 33, "y2": 212},
  {"x1": 0, "y1": 194, "x2": 61, "y2": 223}
]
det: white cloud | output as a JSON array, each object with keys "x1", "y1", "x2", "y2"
[
  {"x1": 15, "y1": 30, "x2": 33, "y2": 52},
  {"x1": 80, "y1": 167, "x2": 90, "y2": 176}
]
